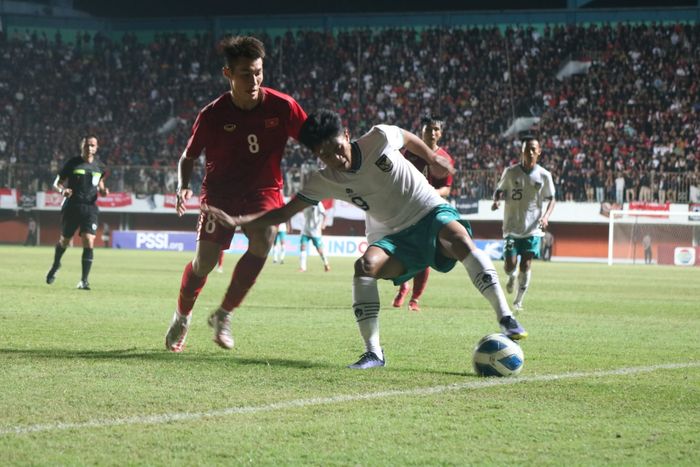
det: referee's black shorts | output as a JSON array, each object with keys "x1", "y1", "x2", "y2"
[{"x1": 61, "y1": 203, "x2": 99, "y2": 237}]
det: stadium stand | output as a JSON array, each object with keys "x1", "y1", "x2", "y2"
[{"x1": 0, "y1": 23, "x2": 698, "y2": 201}]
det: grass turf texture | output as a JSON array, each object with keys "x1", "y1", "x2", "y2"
[{"x1": 0, "y1": 245, "x2": 698, "y2": 465}]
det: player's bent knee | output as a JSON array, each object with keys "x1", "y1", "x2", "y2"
[
  {"x1": 192, "y1": 253, "x2": 219, "y2": 276},
  {"x1": 354, "y1": 257, "x2": 380, "y2": 278},
  {"x1": 439, "y1": 233, "x2": 472, "y2": 261}
]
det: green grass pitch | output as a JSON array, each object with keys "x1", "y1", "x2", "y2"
[{"x1": 1, "y1": 245, "x2": 698, "y2": 465}]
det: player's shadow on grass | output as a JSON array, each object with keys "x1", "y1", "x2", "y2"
[
  {"x1": 0, "y1": 347, "x2": 334, "y2": 369},
  {"x1": 396, "y1": 366, "x2": 474, "y2": 378},
  {"x1": 0, "y1": 348, "x2": 476, "y2": 375},
  {"x1": 0, "y1": 347, "x2": 191, "y2": 361},
  {"x1": 230, "y1": 357, "x2": 323, "y2": 369}
]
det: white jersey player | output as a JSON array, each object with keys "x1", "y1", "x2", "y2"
[
  {"x1": 272, "y1": 222, "x2": 288, "y2": 264},
  {"x1": 203, "y1": 110, "x2": 528, "y2": 370},
  {"x1": 491, "y1": 136, "x2": 556, "y2": 311},
  {"x1": 297, "y1": 124, "x2": 445, "y2": 244},
  {"x1": 299, "y1": 203, "x2": 330, "y2": 272},
  {"x1": 302, "y1": 203, "x2": 326, "y2": 237}
]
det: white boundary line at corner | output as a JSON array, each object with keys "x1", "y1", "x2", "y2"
[{"x1": 2, "y1": 362, "x2": 698, "y2": 436}]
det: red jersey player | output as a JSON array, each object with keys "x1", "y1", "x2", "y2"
[
  {"x1": 393, "y1": 116, "x2": 454, "y2": 312},
  {"x1": 165, "y1": 36, "x2": 307, "y2": 352}
]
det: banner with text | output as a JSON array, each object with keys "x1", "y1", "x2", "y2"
[
  {"x1": 628, "y1": 201, "x2": 670, "y2": 218},
  {"x1": 111, "y1": 230, "x2": 504, "y2": 260},
  {"x1": 112, "y1": 231, "x2": 197, "y2": 252},
  {"x1": 0, "y1": 188, "x2": 19, "y2": 210},
  {"x1": 163, "y1": 194, "x2": 201, "y2": 210}
]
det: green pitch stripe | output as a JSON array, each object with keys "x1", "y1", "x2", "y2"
[{"x1": 1, "y1": 362, "x2": 697, "y2": 437}]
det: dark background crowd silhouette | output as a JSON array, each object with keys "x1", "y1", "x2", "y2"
[{"x1": 1, "y1": 23, "x2": 698, "y2": 202}]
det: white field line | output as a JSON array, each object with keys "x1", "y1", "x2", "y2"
[{"x1": 2, "y1": 362, "x2": 698, "y2": 436}]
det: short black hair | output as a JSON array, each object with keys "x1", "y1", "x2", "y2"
[
  {"x1": 520, "y1": 134, "x2": 539, "y2": 151},
  {"x1": 421, "y1": 115, "x2": 444, "y2": 128},
  {"x1": 298, "y1": 110, "x2": 344, "y2": 150},
  {"x1": 218, "y1": 35, "x2": 265, "y2": 67},
  {"x1": 80, "y1": 135, "x2": 98, "y2": 149}
]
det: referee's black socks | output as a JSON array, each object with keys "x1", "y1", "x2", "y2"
[
  {"x1": 81, "y1": 248, "x2": 94, "y2": 282},
  {"x1": 53, "y1": 243, "x2": 66, "y2": 267}
]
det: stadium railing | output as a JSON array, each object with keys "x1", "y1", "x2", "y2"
[{"x1": 1, "y1": 163, "x2": 696, "y2": 203}]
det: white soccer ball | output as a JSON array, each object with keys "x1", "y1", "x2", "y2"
[{"x1": 472, "y1": 333, "x2": 524, "y2": 377}]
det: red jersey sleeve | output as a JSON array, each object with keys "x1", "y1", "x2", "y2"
[
  {"x1": 184, "y1": 108, "x2": 209, "y2": 159},
  {"x1": 429, "y1": 150, "x2": 454, "y2": 188},
  {"x1": 287, "y1": 98, "x2": 307, "y2": 140}
]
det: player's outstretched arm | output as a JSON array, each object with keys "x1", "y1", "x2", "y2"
[
  {"x1": 203, "y1": 197, "x2": 311, "y2": 230},
  {"x1": 491, "y1": 190, "x2": 504, "y2": 210},
  {"x1": 176, "y1": 152, "x2": 195, "y2": 216},
  {"x1": 98, "y1": 179, "x2": 109, "y2": 197},
  {"x1": 539, "y1": 197, "x2": 556, "y2": 229},
  {"x1": 401, "y1": 130, "x2": 456, "y2": 175},
  {"x1": 53, "y1": 175, "x2": 72, "y2": 198}
]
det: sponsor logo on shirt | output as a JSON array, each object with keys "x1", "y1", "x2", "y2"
[
  {"x1": 265, "y1": 118, "x2": 279, "y2": 128},
  {"x1": 375, "y1": 154, "x2": 393, "y2": 173},
  {"x1": 223, "y1": 124, "x2": 236, "y2": 132}
]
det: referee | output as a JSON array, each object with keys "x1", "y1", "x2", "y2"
[{"x1": 46, "y1": 135, "x2": 109, "y2": 290}]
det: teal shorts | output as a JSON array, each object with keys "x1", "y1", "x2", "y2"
[
  {"x1": 300, "y1": 234, "x2": 323, "y2": 250},
  {"x1": 275, "y1": 231, "x2": 286, "y2": 242},
  {"x1": 503, "y1": 236, "x2": 541, "y2": 259},
  {"x1": 372, "y1": 204, "x2": 472, "y2": 286}
]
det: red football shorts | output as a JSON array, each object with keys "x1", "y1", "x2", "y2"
[{"x1": 197, "y1": 189, "x2": 284, "y2": 248}]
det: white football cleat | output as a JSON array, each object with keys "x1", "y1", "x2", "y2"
[
  {"x1": 165, "y1": 311, "x2": 191, "y2": 352},
  {"x1": 208, "y1": 309, "x2": 234, "y2": 350}
]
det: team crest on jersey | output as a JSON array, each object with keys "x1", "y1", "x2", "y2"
[
  {"x1": 265, "y1": 118, "x2": 279, "y2": 128},
  {"x1": 375, "y1": 154, "x2": 393, "y2": 173},
  {"x1": 223, "y1": 124, "x2": 236, "y2": 132},
  {"x1": 534, "y1": 182, "x2": 542, "y2": 189}
]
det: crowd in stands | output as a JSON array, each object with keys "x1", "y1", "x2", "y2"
[{"x1": 0, "y1": 22, "x2": 698, "y2": 202}]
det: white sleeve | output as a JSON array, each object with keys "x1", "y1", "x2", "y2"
[
  {"x1": 296, "y1": 172, "x2": 326, "y2": 205},
  {"x1": 496, "y1": 168, "x2": 510, "y2": 193},
  {"x1": 373, "y1": 125, "x2": 405, "y2": 151},
  {"x1": 543, "y1": 171, "x2": 555, "y2": 199}
]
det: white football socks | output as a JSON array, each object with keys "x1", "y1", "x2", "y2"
[
  {"x1": 352, "y1": 276, "x2": 382, "y2": 360},
  {"x1": 299, "y1": 249, "x2": 308, "y2": 270},
  {"x1": 515, "y1": 270, "x2": 531, "y2": 305},
  {"x1": 462, "y1": 248, "x2": 512, "y2": 321}
]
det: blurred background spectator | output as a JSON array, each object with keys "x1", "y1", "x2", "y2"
[{"x1": 1, "y1": 23, "x2": 698, "y2": 201}]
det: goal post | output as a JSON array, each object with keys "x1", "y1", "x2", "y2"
[{"x1": 607, "y1": 210, "x2": 700, "y2": 266}]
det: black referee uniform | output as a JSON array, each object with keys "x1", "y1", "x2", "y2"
[
  {"x1": 46, "y1": 156, "x2": 106, "y2": 289},
  {"x1": 58, "y1": 156, "x2": 104, "y2": 237}
]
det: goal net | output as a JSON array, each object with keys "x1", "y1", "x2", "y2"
[{"x1": 608, "y1": 210, "x2": 700, "y2": 266}]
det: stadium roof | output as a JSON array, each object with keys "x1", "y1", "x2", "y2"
[{"x1": 62, "y1": 0, "x2": 696, "y2": 18}]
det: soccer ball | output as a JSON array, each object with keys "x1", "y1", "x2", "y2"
[{"x1": 472, "y1": 333, "x2": 524, "y2": 377}]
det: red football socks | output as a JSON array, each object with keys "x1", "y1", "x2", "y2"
[
  {"x1": 221, "y1": 251, "x2": 267, "y2": 311},
  {"x1": 177, "y1": 261, "x2": 208, "y2": 316},
  {"x1": 411, "y1": 268, "x2": 430, "y2": 301}
]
